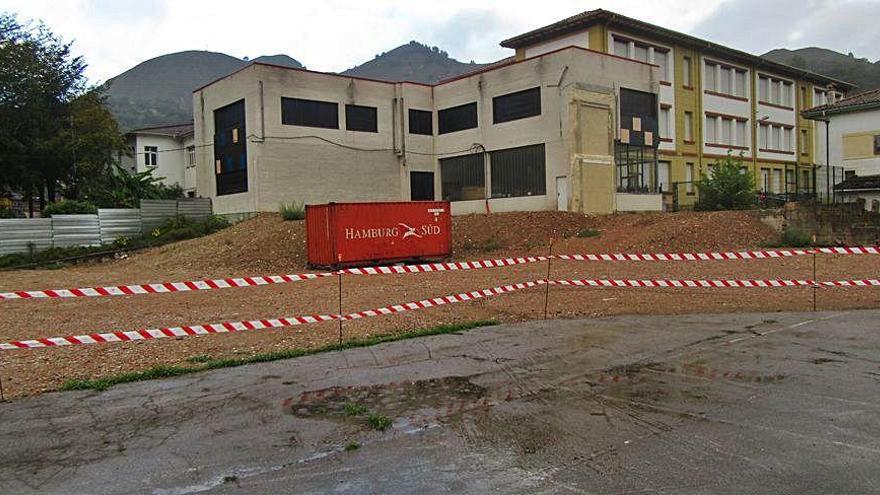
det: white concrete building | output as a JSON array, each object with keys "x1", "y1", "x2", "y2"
[
  {"x1": 193, "y1": 47, "x2": 662, "y2": 216},
  {"x1": 121, "y1": 123, "x2": 197, "y2": 196}
]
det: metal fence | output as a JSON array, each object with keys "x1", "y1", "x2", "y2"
[{"x1": 0, "y1": 198, "x2": 212, "y2": 255}]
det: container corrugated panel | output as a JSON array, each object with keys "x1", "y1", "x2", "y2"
[
  {"x1": 177, "y1": 198, "x2": 212, "y2": 221},
  {"x1": 0, "y1": 218, "x2": 53, "y2": 255},
  {"x1": 98, "y1": 209, "x2": 142, "y2": 243},
  {"x1": 141, "y1": 200, "x2": 178, "y2": 231},
  {"x1": 52, "y1": 215, "x2": 101, "y2": 248},
  {"x1": 307, "y1": 201, "x2": 452, "y2": 267}
]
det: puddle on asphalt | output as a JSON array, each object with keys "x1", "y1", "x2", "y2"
[{"x1": 287, "y1": 376, "x2": 490, "y2": 425}]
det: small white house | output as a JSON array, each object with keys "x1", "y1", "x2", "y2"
[
  {"x1": 804, "y1": 88, "x2": 880, "y2": 179},
  {"x1": 120, "y1": 123, "x2": 197, "y2": 196}
]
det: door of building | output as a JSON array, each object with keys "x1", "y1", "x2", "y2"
[
  {"x1": 556, "y1": 176, "x2": 568, "y2": 211},
  {"x1": 410, "y1": 171, "x2": 435, "y2": 201}
]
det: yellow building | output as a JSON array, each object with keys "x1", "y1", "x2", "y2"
[{"x1": 500, "y1": 9, "x2": 854, "y2": 207}]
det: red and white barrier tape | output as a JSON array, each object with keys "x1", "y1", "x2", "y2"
[
  {"x1": 3, "y1": 277, "x2": 878, "y2": 351},
  {"x1": 2, "y1": 247, "x2": 878, "y2": 302}
]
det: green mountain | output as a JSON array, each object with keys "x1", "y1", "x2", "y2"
[
  {"x1": 104, "y1": 51, "x2": 303, "y2": 130},
  {"x1": 341, "y1": 41, "x2": 487, "y2": 84},
  {"x1": 762, "y1": 47, "x2": 880, "y2": 93}
]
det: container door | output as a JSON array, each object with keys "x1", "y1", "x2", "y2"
[
  {"x1": 556, "y1": 176, "x2": 568, "y2": 211},
  {"x1": 410, "y1": 172, "x2": 435, "y2": 201}
]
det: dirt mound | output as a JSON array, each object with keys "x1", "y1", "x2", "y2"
[{"x1": 454, "y1": 210, "x2": 779, "y2": 257}]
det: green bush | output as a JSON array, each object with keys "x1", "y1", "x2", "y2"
[
  {"x1": 779, "y1": 227, "x2": 812, "y2": 247},
  {"x1": 279, "y1": 201, "x2": 306, "y2": 221},
  {"x1": 695, "y1": 153, "x2": 757, "y2": 211},
  {"x1": 0, "y1": 207, "x2": 15, "y2": 219},
  {"x1": 42, "y1": 200, "x2": 98, "y2": 217},
  {"x1": 366, "y1": 414, "x2": 392, "y2": 431}
]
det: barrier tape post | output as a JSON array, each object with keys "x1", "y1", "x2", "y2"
[
  {"x1": 812, "y1": 251, "x2": 818, "y2": 312},
  {"x1": 543, "y1": 239, "x2": 553, "y2": 320},
  {"x1": 337, "y1": 271, "x2": 343, "y2": 344}
]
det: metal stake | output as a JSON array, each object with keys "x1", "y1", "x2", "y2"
[
  {"x1": 812, "y1": 251, "x2": 817, "y2": 312},
  {"x1": 338, "y1": 272, "x2": 344, "y2": 344},
  {"x1": 543, "y1": 239, "x2": 553, "y2": 320}
]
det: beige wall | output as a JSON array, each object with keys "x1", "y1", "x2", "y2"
[{"x1": 194, "y1": 47, "x2": 660, "y2": 216}]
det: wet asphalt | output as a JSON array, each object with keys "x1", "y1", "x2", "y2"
[{"x1": 2, "y1": 309, "x2": 880, "y2": 494}]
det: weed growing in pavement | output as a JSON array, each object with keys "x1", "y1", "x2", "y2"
[
  {"x1": 345, "y1": 441, "x2": 361, "y2": 451},
  {"x1": 59, "y1": 320, "x2": 498, "y2": 393},
  {"x1": 344, "y1": 402, "x2": 368, "y2": 416},
  {"x1": 186, "y1": 354, "x2": 213, "y2": 364},
  {"x1": 576, "y1": 228, "x2": 601, "y2": 238},
  {"x1": 367, "y1": 414, "x2": 392, "y2": 431},
  {"x1": 279, "y1": 201, "x2": 306, "y2": 221}
]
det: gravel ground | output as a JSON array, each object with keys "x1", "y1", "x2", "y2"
[{"x1": 1, "y1": 210, "x2": 878, "y2": 399}]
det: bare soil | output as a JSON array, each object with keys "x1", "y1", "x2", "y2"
[{"x1": 1, "y1": 210, "x2": 878, "y2": 399}]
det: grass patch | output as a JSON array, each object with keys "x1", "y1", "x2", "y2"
[
  {"x1": 366, "y1": 413, "x2": 392, "y2": 431},
  {"x1": 576, "y1": 228, "x2": 601, "y2": 238},
  {"x1": 778, "y1": 227, "x2": 812, "y2": 247},
  {"x1": 344, "y1": 402, "x2": 368, "y2": 416},
  {"x1": 279, "y1": 201, "x2": 306, "y2": 221},
  {"x1": 345, "y1": 441, "x2": 361, "y2": 451},
  {"x1": 186, "y1": 354, "x2": 213, "y2": 364},
  {"x1": 60, "y1": 320, "x2": 497, "y2": 393}
]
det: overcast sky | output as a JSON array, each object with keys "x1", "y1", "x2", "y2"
[{"x1": 1, "y1": 0, "x2": 878, "y2": 84}]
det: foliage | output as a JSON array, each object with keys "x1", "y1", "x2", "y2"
[
  {"x1": 41, "y1": 199, "x2": 97, "y2": 217},
  {"x1": 344, "y1": 442, "x2": 361, "y2": 452},
  {"x1": 779, "y1": 227, "x2": 813, "y2": 247},
  {"x1": 0, "y1": 13, "x2": 88, "y2": 203},
  {"x1": 344, "y1": 402, "x2": 368, "y2": 416},
  {"x1": 366, "y1": 414, "x2": 393, "y2": 431},
  {"x1": 576, "y1": 228, "x2": 600, "y2": 238},
  {"x1": 279, "y1": 201, "x2": 306, "y2": 221},
  {"x1": 0, "y1": 207, "x2": 14, "y2": 218},
  {"x1": 82, "y1": 163, "x2": 183, "y2": 209},
  {"x1": 58, "y1": 320, "x2": 498, "y2": 392},
  {"x1": 695, "y1": 153, "x2": 757, "y2": 211}
]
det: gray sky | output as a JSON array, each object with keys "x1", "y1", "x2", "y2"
[{"x1": 1, "y1": 0, "x2": 878, "y2": 84}]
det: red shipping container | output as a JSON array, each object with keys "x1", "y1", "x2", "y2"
[{"x1": 306, "y1": 201, "x2": 452, "y2": 267}]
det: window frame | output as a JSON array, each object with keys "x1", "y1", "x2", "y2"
[
  {"x1": 440, "y1": 152, "x2": 485, "y2": 201},
  {"x1": 438, "y1": 102, "x2": 478, "y2": 135},
  {"x1": 408, "y1": 109, "x2": 433, "y2": 136},
  {"x1": 489, "y1": 143, "x2": 546, "y2": 198},
  {"x1": 143, "y1": 146, "x2": 158, "y2": 167},
  {"x1": 492, "y1": 87, "x2": 541, "y2": 124},
  {"x1": 344, "y1": 103, "x2": 378, "y2": 133},
  {"x1": 281, "y1": 97, "x2": 339, "y2": 129}
]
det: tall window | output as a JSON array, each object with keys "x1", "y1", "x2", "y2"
[
  {"x1": 440, "y1": 152, "x2": 485, "y2": 201},
  {"x1": 144, "y1": 146, "x2": 158, "y2": 167},
  {"x1": 186, "y1": 145, "x2": 195, "y2": 167},
  {"x1": 438, "y1": 102, "x2": 477, "y2": 134},
  {"x1": 281, "y1": 97, "x2": 339, "y2": 129},
  {"x1": 874, "y1": 135, "x2": 880, "y2": 155},
  {"x1": 704, "y1": 62, "x2": 716, "y2": 91},
  {"x1": 490, "y1": 144, "x2": 546, "y2": 198},
  {"x1": 685, "y1": 163, "x2": 694, "y2": 193},
  {"x1": 493, "y1": 87, "x2": 541, "y2": 124},
  {"x1": 704, "y1": 60, "x2": 746, "y2": 97},
  {"x1": 682, "y1": 57, "x2": 692, "y2": 87},
  {"x1": 409, "y1": 109, "x2": 433, "y2": 135},
  {"x1": 705, "y1": 115, "x2": 717, "y2": 143},
  {"x1": 654, "y1": 50, "x2": 669, "y2": 81},
  {"x1": 345, "y1": 104, "x2": 378, "y2": 133},
  {"x1": 658, "y1": 160, "x2": 670, "y2": 192},
  {"x1": 759, "y1": 76, "x2": 794, "y2": 108},
  {"x1": 736, "y1": 120, "x2": 747, "y2": 147},
  {"x1": 684, "y1": 111, "x2": 693, "y2": 142},
  {"x1": 214, "y1": 99, "x2": 247, "y2": 195},
  {"x1": 659, "y1": 107, "x2": 670, "y2": 139},
  {"x1": 613, "y1": 38, "x2": 628, "y2": 57}
]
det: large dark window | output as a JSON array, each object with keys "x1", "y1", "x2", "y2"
[
  {"x1": 438, "y1": 102, "x2": 478, "y2": 134},
  {"x1": 490, "y1": 144, "x2": 546, "y2": 198},
  {"x1": 281, "y1": 97, "x2": 338, "y2": 129},
  {"x1": 619, "y1": 88, "x2": 658, "y2": 135},
  {"x1": 493, "y1": 87, "x2": 541, "y2": 124},
  {"x1": 214, "y1": 99, "x2": 247, "y2": 196},
  {"x1": 614, "y1": 142, "x2": 658, "y2": 194},
  {"x1": 410, "y1": 171, "x2": 435, "y2": 200},
  {"x1": 409, "y1": 109, "x2": 433, "y2": 135},
  {"x1": 440, "y1": 152, "x2": 485, "y2": 201},
  {"x1": 345, "y1": 104, "x2": 378, "y2": 132}
]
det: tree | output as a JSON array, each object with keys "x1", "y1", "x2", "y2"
[
  {"x1": 0, "y1": 12, "x2": 92, "y2": 212},
  {"x1": 694, "y1": 153, "x2": 757, "y2": 211}
]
